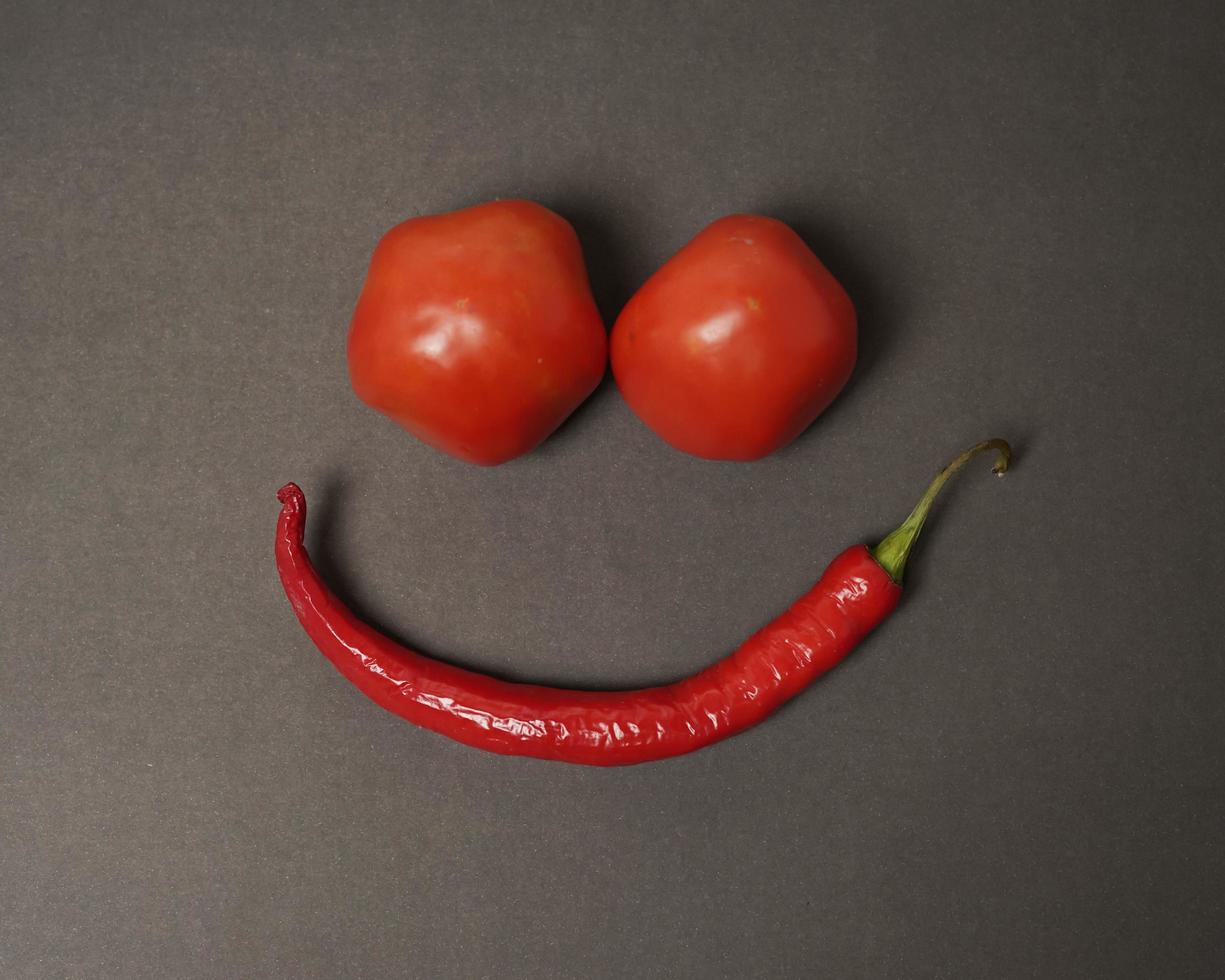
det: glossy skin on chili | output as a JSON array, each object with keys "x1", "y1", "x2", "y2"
[
  {"x1": 348, "y1": 200, "x2": 607, "y2": 466},
  {"x1": 611, "y1": 214, "x2": 857, "y2": 460},
  {"x1": 275, "y1": 483, "x2": 900, "y2": 765}
]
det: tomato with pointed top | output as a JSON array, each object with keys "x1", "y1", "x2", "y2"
[
  {"x1": 348, "y1": 200, "x2": 607, "y2": 465},
  {"x1": 611, "y1": 215, "x2": 857, "y2": 461}
]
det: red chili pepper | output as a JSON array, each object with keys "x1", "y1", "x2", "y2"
[{"x1": 276, "y1": 440, "x2": 1010, "y2": 765}]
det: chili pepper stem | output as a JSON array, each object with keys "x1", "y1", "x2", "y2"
[{"x1": 870, "y1": 439, "x2": 1011, "y2": 584}]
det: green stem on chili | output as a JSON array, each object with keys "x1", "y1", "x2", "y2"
[{"x1": 871, "y1": 438, "x2": 1012, "y2": 584}]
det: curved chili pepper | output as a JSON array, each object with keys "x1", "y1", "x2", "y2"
[{"x1": 276, "y1": 440, "x2": 1011, "y2": 765}]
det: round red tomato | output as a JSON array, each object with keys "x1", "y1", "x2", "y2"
[
  {"x1": 611, "y1": 215, "x2": 856, "y2": 461},
  {"x1": 348, "y1": 200, "x2": 607, "y2": 465}
]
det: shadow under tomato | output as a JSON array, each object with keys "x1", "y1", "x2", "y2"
[
  {"x1": 461, "y1": 185, "x2": 643, "y2": 326},
  {"x1": 515, "y1": 195, "x2": 644, "y2": 461},
  {"x1": 524, "y1": 371, "x2": 619, "y2": 463},
  {"x1": 764, "y1": 203, "x2": 909, "y2": 446},
  {"x1": 545, "y1": 196, "x2": 643, "y2": 327}
]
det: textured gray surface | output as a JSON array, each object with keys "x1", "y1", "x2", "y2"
[{"x1": 3, "y1": 1, "x2": 1224, "y2": 977}]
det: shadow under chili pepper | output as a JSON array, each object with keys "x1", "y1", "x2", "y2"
[
  {"x1": 306, "y1": 470, "x2": 390, "y2": 635},
  {"x1": 303, "y1": 472, "x2": 615, "y2": 686},
  {"x1": 305, "y1": 474, "x2": 458, "y2": 667},
  {"x1": 298, "y1": 473, "x2": 942, "y2": 698}
]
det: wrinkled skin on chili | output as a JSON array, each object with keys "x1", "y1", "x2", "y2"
[
  {"x1": 275, "y1": 441, "x2": 1009, "y2": 765},
  {"x1": 275, "y1": 483, "x2": 900, "y2": 765}
]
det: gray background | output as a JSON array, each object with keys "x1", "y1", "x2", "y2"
[{"x1": 3, "y1": 1, "x2": 1223, "y2": 977}]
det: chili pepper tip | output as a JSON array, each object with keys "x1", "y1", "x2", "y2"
[{"x1": 277, "y1": 483, "x2": 305, "y2": 508}]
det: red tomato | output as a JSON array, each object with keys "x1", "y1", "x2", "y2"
[
  {"x1": 348, "y1": 200, "x2": 607, "y2": 465},
  {"x1": 611, "y1": 215, "x2": 856, "y2": 461}
]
